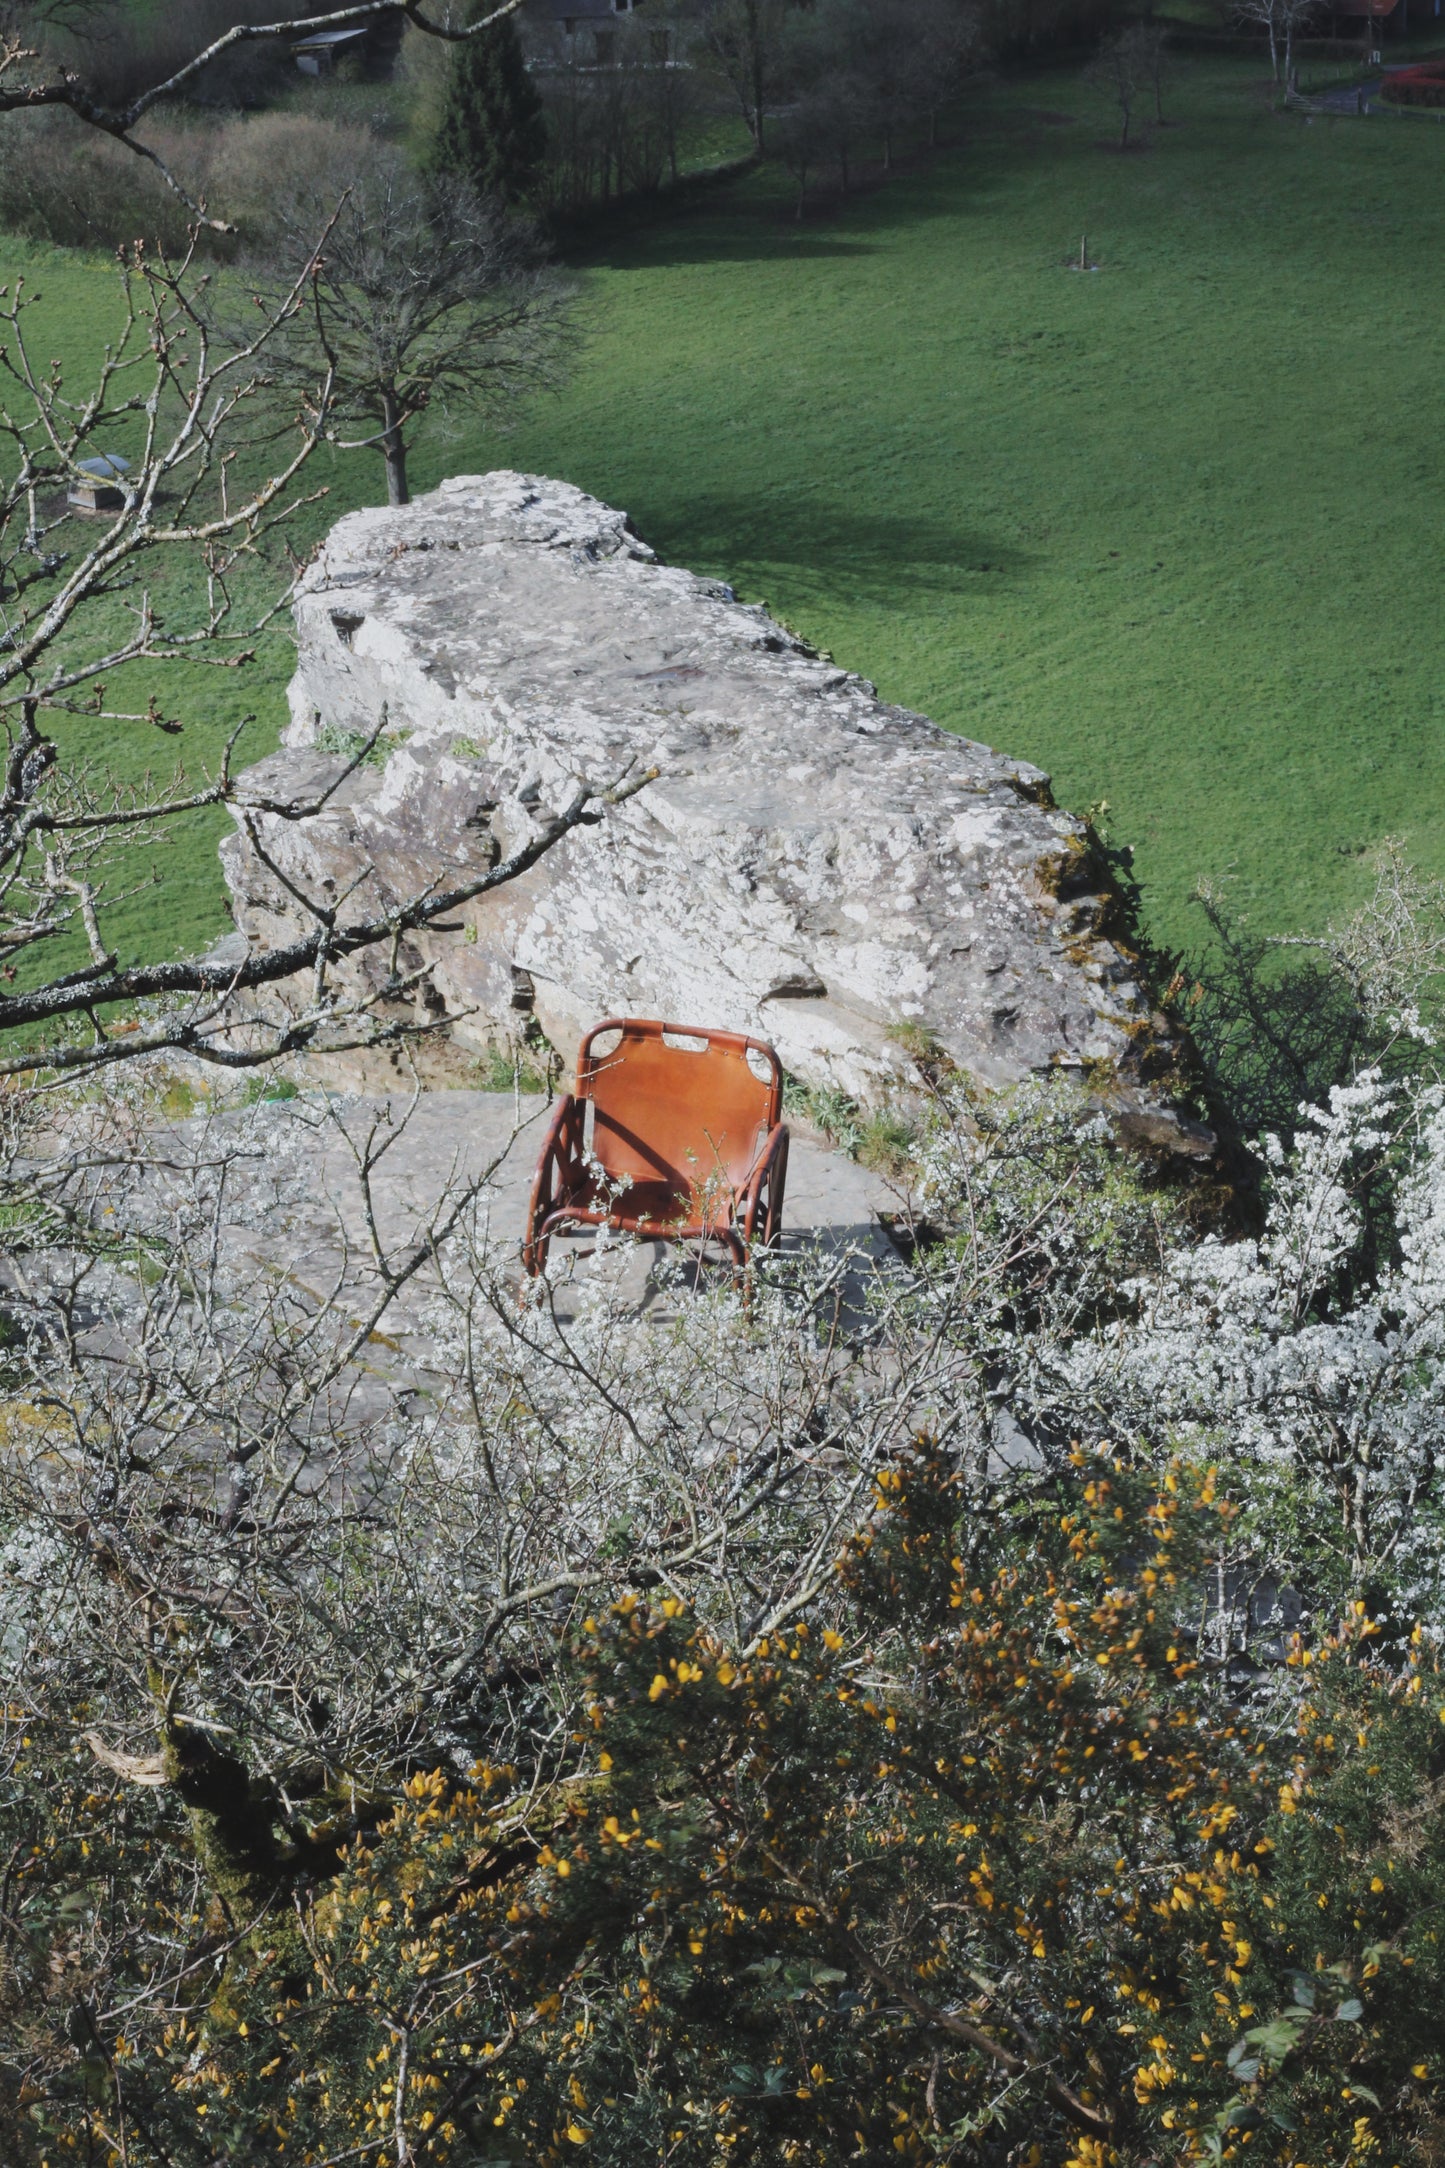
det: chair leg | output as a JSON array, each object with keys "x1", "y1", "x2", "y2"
[
  {"x1": 525, "y1": 1207, "x2": 582, "y2": 1277},
  {"x1": 522, "y1": 1186, "x2": 555, "y2": 1275},
  {"x1": 743, "y1": 1130, "x2": 788, "y2": 1252},
  {"x1": 762, "y1": 1131, "x2": 788, "y2": 1247},
  {"x1": 523, "y1": 1096, "x2": 583, "y2": 1276}
]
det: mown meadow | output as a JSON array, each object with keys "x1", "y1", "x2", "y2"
[{"x1": 8, "y1": 45, "x2": 1445, "y2": 975}]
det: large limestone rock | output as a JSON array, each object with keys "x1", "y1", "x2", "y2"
[{"x1": 222, "y1": 472, "x2": 1189, "y2": 1118}]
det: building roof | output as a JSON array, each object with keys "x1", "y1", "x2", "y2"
[
  {"x1": 528, "y1": 0, "x2": 635, "y2": 20},
  {"x1": 76, "y1": 454, "x2": 130, "y2": 479},
  {"x1": 290, "y1": 24, "x2": 373, "y2": 48}
]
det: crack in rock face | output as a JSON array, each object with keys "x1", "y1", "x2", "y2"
[{"x1": 221, "y1": 471, "x2": 1197, "y2": 1128}]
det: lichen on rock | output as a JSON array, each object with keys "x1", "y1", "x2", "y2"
[{"x1": 222, "y1": 471, "x2": 1198, "y2": 1132}]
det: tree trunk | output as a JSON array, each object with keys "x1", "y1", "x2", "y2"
[
  {"x1": 141, "y1": 1700, "x2": 389, "y2": 1999},
  {"x1": 381, "y1": 391, "x2": 409, "y2": 508},
  {"x1": 1268, "y1": 17, "x2": 1279, "y2": 79},
  {"x1": 882, "y1": 124, "x2": 893, "y2": 169},
  {"x1": 161, "y1": 1718, "x2": 294, "y2": 1934}
]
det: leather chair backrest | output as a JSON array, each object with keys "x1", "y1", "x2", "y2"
[{"x1": 578, "y1": 1019, "x2": 782, "y2": 1200}]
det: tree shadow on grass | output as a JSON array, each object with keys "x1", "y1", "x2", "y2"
[
  {"x1": 582, "y1": 214, "x2": 878, "y2": 270},
  {"x1": 571, "y1": 80, "x2": 1110, "y2": 271},
  {"x1": 629, "y1": 493, "x2": 1042, "y2": 609},
  {"x1": 586, "y1": 153, "x2": 1034, "y2": 268}
]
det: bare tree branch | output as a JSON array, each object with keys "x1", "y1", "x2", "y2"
[
  {"x1": 0, "y1": 0, "x2": 528, "y2": 225},
  {"x1": 0, "y1": 767, "x2": 656, "y2": 1074}
]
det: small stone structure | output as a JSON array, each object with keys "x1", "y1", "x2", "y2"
[
  {"x1": 68, "y1": 453, "x2": 130, "y2": 513},
  {"x1": 222, "y1": 472, "x2": 1203, "y2": 1137}
]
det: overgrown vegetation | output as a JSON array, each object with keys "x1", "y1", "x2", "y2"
[
  {"x1": 783, "y1": 1070, "x2": 919, "y2": 1172},
  {"x1": 4, "y1": 11, "x2": 1445, "y2": 2163},
  {"x1": 8, "y1": 1006, "x2": 1445, "y2": 2158},
  {"x1": 10, "y1": 1451, "x2": 1445, "y2": 2162}
]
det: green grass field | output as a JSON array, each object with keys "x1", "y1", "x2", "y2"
[
  {"x1": 499, "y1": 57, "x2": 1445, "y2": 958},
  {"x1": 7, "y1": 48, "x2": 1445, "y2": 984}
]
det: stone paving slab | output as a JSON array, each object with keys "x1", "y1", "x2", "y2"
[
  {"x1": 218, "y1": 1090, "x2": 901, "y2": 1357},
  {"x1": 287, "y1": 1087, "x2": 892, "y2": 1249}
]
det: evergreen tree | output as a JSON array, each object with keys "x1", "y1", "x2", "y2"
[{"x1": 428, "y1": 4, "x2": 548, "y2": 204}]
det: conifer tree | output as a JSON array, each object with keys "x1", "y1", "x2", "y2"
[{"x1": 428, "y1": 3, "x2": 548, "y2": 204}]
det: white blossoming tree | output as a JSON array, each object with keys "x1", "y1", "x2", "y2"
[{"x1": 909, "y1": 1053, "x2": 1445, "y2": 1630}]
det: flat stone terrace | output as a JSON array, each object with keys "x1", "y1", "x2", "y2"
[{"x1": 216, "y1": 1089, "x2": 897, "y2": 1368}]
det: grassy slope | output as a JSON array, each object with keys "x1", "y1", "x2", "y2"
[
  {"x1": 0, "y1": 248, "x2": 337, "y2": 979},
  {"x1": 493, "y1": 57, "x2": 1445, "y2": 955},
  {"x1": 5, "y1": 52, "x2": 1444, "y2": 983}
]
